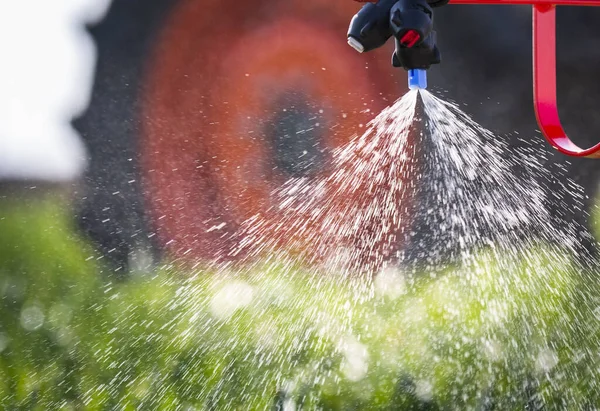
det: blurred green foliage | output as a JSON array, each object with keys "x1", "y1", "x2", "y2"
[{"x1": 1, "y1": 194, "x2": 600, "y2": 409}]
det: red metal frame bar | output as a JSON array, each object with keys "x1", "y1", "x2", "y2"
[
  {"x1": 449, "y1": 0, "x2": 600, "y2": 157},
  {"x1": 531, "y1": 5, "x2": 600, "y2": 158}
]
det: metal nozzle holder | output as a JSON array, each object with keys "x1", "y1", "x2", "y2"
[{"x1": 347, "y1": 0, "x2": 443, "y2": 90}]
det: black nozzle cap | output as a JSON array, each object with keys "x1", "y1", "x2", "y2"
[
  {"x1": 392, "y1": 31, "x2": 440, "y2": 70},
  {"x1": 347, "y1": 2, "x2": 393, "y2": 53}
]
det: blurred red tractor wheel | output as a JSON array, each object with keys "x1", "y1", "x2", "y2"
[{"x1": 141, "y1": 0, "x2": 410, "y2": 263}]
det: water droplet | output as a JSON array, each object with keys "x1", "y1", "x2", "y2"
[
  {"x1": 339, "y1": 337, "x2": 369, "y2": 382},
  {"x1": 374, "y1": 266, "x2": 406, "y2": 299},
  {"x1": 209, "y1": 281, "x2": 254, "y2": 321},
  {"x1": 20, "y1": 305, "x2": 45, "y2": 331},
  {"x1": 415, "y1": 380, "x2": 433, "y2": 402},
  {"x1": 536, "y1": 348, "x2": 558, "y2": 372},
  {"x1": 0, "y1": 333, "x2": 9, "y2": 353}
]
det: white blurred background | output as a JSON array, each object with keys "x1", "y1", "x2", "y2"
[{"x1": 0, "y1": 0, "x2": 111, "y2": 181}]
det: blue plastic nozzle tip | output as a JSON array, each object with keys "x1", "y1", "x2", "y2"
[{"x1": 408, "y1": 69, "x2": 427, "y2": 90}]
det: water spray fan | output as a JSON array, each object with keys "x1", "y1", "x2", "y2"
[{"x1": 348, "y1": 0, "x2": 600, "y2": 158}]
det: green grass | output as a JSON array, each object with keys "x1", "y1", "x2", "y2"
[{"x1": 1, "y1": 194, "x2": 600, "y2": 409}]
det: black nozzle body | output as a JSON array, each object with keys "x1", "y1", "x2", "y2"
[
  {"x1": 390, "y1": 0, "x2": 440, "y2": 70},
  {"x1": 347, "y1": 0, "x2": 397, "y2": 53},
  {"x1": 390, "y1": 0, "x2": 433, "y2": 43},
  {"x1": 347, "y1": 0, "x2": 445, "y2": 70},
  {"x1": 392, "y1": 32, "x2": 441, "y2": 70}
]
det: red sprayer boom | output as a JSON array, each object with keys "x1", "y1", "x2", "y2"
[{"x1": 349, "y1": 0, "x2": 600, "y2": 158}]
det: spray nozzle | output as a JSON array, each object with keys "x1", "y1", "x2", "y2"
[
  {"x1": 408, "y1": 69, "x2": 427, "y2": 90},
  {"x1": 350, "y1": 0, "x2": 600, "y2": 159},
  {"x1": 348, "y1": 0, "x2": 446, "y2": 89}
]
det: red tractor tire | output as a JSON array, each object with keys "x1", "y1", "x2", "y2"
[{"x1": 141, "y1": 0, "x2": 411, "y2": 264}]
